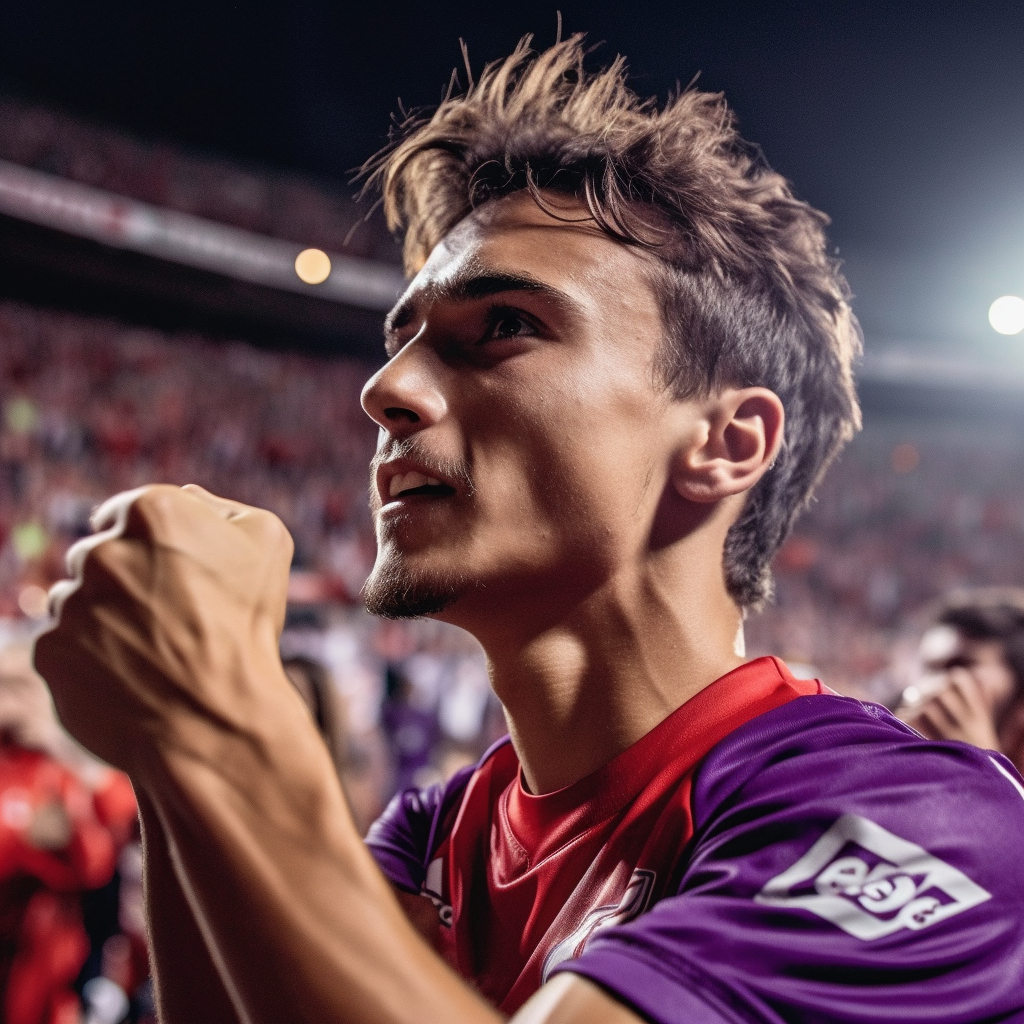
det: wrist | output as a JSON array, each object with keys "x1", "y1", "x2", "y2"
[{"x1": 133, "y1": 631, "x2": 327, "y2": 805}]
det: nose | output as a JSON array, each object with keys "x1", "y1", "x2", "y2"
[{"x1": 361, "y1": 343, "x2": 447, "y2": 436}]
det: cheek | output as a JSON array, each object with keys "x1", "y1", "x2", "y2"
[{"x1": 466, "y1": 380, "x2": 661, "y2": 552}]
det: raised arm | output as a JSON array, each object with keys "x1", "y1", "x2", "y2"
[{"x1": 33, "y1": 485, "x2": 639, "y2": 1024}]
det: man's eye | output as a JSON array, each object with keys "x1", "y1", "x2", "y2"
[{"x1": 484, "y1": 311, "x2": 536, "y2": 342}]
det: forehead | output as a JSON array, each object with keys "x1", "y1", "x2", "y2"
[{"x1": 393, "y1": 192, "x2": 662, "y2": 321}]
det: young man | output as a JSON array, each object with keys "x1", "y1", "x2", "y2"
[
  {"x1": 33, "y1": 36, "x2": 1024, "y2": 1024},
  {"x1": 900, "y1": 587, "x2": 1024, "y2": 772}
]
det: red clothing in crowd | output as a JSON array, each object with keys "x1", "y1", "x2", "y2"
[{"x1": 0, "y1": 745, "x2": 136, "y2": 1024}]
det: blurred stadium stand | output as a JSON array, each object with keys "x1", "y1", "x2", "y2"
[
  {"x1": 0, "y1": 97, "x2": 503, "y2": 842},
  {"x1": 2, "y1": 93, "x2": 1024, "y2": 798},
  {"x1": 0, "y1": 97, "x2": 402, "y2": 358}
]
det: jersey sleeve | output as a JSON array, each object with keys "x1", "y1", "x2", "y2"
[
  {"x1": 555, "y1": 695, "x2": 1024, "y2": 1024},
  {"x1": 364, "y1": 764, "x2": 474, "y2": 894}
]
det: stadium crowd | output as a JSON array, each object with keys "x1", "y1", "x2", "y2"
[
  {"x1": 0, "y1": 97, "x2": 396, "y2": 262},
  {"x1": 747, "y1": 418, "x2": 1024, "y2": 702},
  {"x1": 4, "y1": 297, "x2": 1024, "y2": 767},
  {"x1": 0, "y1": 298, "x2": 504, "y2": 819},
  {"x1": 2, "y1": 92, "x2": 1024, "y2": 1024}
]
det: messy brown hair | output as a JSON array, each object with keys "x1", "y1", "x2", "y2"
[{"x1": 365, "y1": 34, "x2": 862, "y2": 609}]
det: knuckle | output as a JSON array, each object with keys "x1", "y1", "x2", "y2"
[
  {"x1": 131, "y1": 484, "x2": 176, "y2": 520},
  {"x1": 82, "y1": 537, "x2": 117, "y2": 576},
  {"x1": 58, "y1": 538, "x2": 130, "y2": 610},
  {"x1": 127, "y1": 484, "x2": 188, "y2": 540},
  {"x1": 46, "y1": 579, "x2": 80, "y2": 622},
  {"x1": 255, "y1": 509, "x2": 294, "y2": 554},
  {"x1": 64, "y1": 535, "x2": 93, "y2": 578},
  {"x1": 67, "y1": 528, "x2": 122, "y2": 579},
  {"x1": 91, "y1": 485, "x2": 153, "y2": 534}
]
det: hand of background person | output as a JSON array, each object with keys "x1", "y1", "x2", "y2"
[
  {"x1": 898, "y1": 667, "x2": 1002, "y2": 751},
  {"x1": 33, "y1": 484, "x2": 303, "y2": 783}
]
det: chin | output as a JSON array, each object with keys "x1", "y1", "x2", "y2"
[{"x1": 362, "y1": 550, "x2": 465, "y2": 620}]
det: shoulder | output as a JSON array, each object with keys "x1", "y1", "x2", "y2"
[
  {"x1": 694, "y1": 691, "x2": 1021, "y2": 826},
  {"x1": 364, "y1": 735, "x2": 513, "y2": 893},
  {"x1": 560, "y1": 695, "x2": 1024, "y2": 1022},
  {"x1": 691, "y1": 692, "x2": 1024, "y2": 904}
]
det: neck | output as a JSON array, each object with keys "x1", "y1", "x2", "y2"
[{"x1": 468, "y1": 547, "x2": 744, "y2": 795}]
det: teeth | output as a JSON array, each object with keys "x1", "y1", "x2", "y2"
[{"x1": 388, "y1": 471, "x2": 442, "y2": 498}]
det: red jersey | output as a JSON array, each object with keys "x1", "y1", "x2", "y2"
[
  {"x1": 368, "y1": 658, "x2": 1024, "y2": 1022},
  {"x1": 373, "y1": 657, "x2": 820, "y2": 1011},
  {"x1": 0, "y1": 746, "x2": 137, "y2": 1024}
]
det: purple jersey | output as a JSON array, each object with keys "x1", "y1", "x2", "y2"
[{"x1": 367, "y1": 667, "x2": 1024, "y2": 1022}]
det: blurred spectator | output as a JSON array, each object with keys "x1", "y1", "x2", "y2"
[
  {"x1": 283, "y1": 655, "x2": 347, "y2": 777},
  {"x1": 381, "y1": 663, "x2": 441, "y2": 796},
  {"x1": 896, "y1": 589, "x2": 1024, "y2": 771},
  {"x1": 746, "y1": 421, "x2": 1024, "y2": 703},
  {"x1": 0, "y1": 645, "x2": 137, "y2": 1024}
]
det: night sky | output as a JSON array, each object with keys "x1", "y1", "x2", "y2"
[{"x1": 1, "y1": 0, "x2": 1022, "y2": 348}]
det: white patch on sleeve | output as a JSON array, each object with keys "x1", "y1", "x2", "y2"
[
  {"x1": 420, "y1": 857, "x2": 453, "y2": 927},
  {"x1": 755, "y1": 813, "x2": 990, "y2": 941}
]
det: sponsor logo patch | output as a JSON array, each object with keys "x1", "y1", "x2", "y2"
[{"x1": 755, "y1": 813, "x2": 990, "y2": 940}]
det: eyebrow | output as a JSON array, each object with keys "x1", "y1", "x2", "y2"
[{"x1": 383, "y1": 269, "x2": 582, "y2": 353}]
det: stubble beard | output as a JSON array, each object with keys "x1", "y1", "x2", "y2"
[
  {"x1": 362, "y1": 546, "x2": 465, "y2": 620},
  {"x1": 364, "y1": 438, "x2": 476, "y2": 619}
]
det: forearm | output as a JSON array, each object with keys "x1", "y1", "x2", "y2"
[
  {"x1": 143, "y1": 679, "x2": 501, "y2": 1024},
  {"x1": 137, "y1": 792, "x2": 244, "y2": 1024},
  {"x1": 35, "y1": 486, "x2": 635, "y2": 1024}
]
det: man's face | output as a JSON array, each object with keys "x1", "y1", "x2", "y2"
[
  {"x1": 360, "y1": 192, "x2": 694, "y2": 630},
  {"x1": 916, "y1": 625, "x2": 1017, "y2": 716}
]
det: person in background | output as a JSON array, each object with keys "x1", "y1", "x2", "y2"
[
  {"x1": 0, "y1": 645, "x2": 137, "y2": 1024},
  {"x1": 379, "y1": 664, "x2": 439, "y2": 796},
  {"x1": 282, "y1": 656, "x2": 347, "y2": 778},
  {"x1": 899, "y1": 588, "x2": 1024, "y2": 771},
  {"x1": 281, "y1": 654, "x2": 388, "y2": 836}
]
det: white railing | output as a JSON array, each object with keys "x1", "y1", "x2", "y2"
[{"x1": 0, "y1": 158, "x2": 405, "y2": 312}]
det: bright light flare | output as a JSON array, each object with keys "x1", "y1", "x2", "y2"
[
  {"x1": 988, "y1": 295, "x2": 1024, "y2": 335},
  {"x1": 294, "y1": 248, "x2": 331, "y2": 285}
]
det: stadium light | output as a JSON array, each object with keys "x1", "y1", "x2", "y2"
[
  {"x1": 295, "y1": 248, "x2": 332, "y2": 285},
  {"x1": 988, "y1": 295, "x2": 1024, "y2": 335}
]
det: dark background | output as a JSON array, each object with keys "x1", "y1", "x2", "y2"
[{"x1": 2, "y1": 0, "x2": 1022, "y2": 351}]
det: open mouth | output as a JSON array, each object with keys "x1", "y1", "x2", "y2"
[{"x1": 387, "y1": 470, "x2": 457, "y2": 501}]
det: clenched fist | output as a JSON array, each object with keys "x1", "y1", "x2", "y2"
[{"x1": 34, "y1": 485, "x2": 299, "y2": 783}]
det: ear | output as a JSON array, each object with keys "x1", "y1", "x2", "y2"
[{"x1": 671, "y1": 388, "x2": 784, "y2": 504}]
